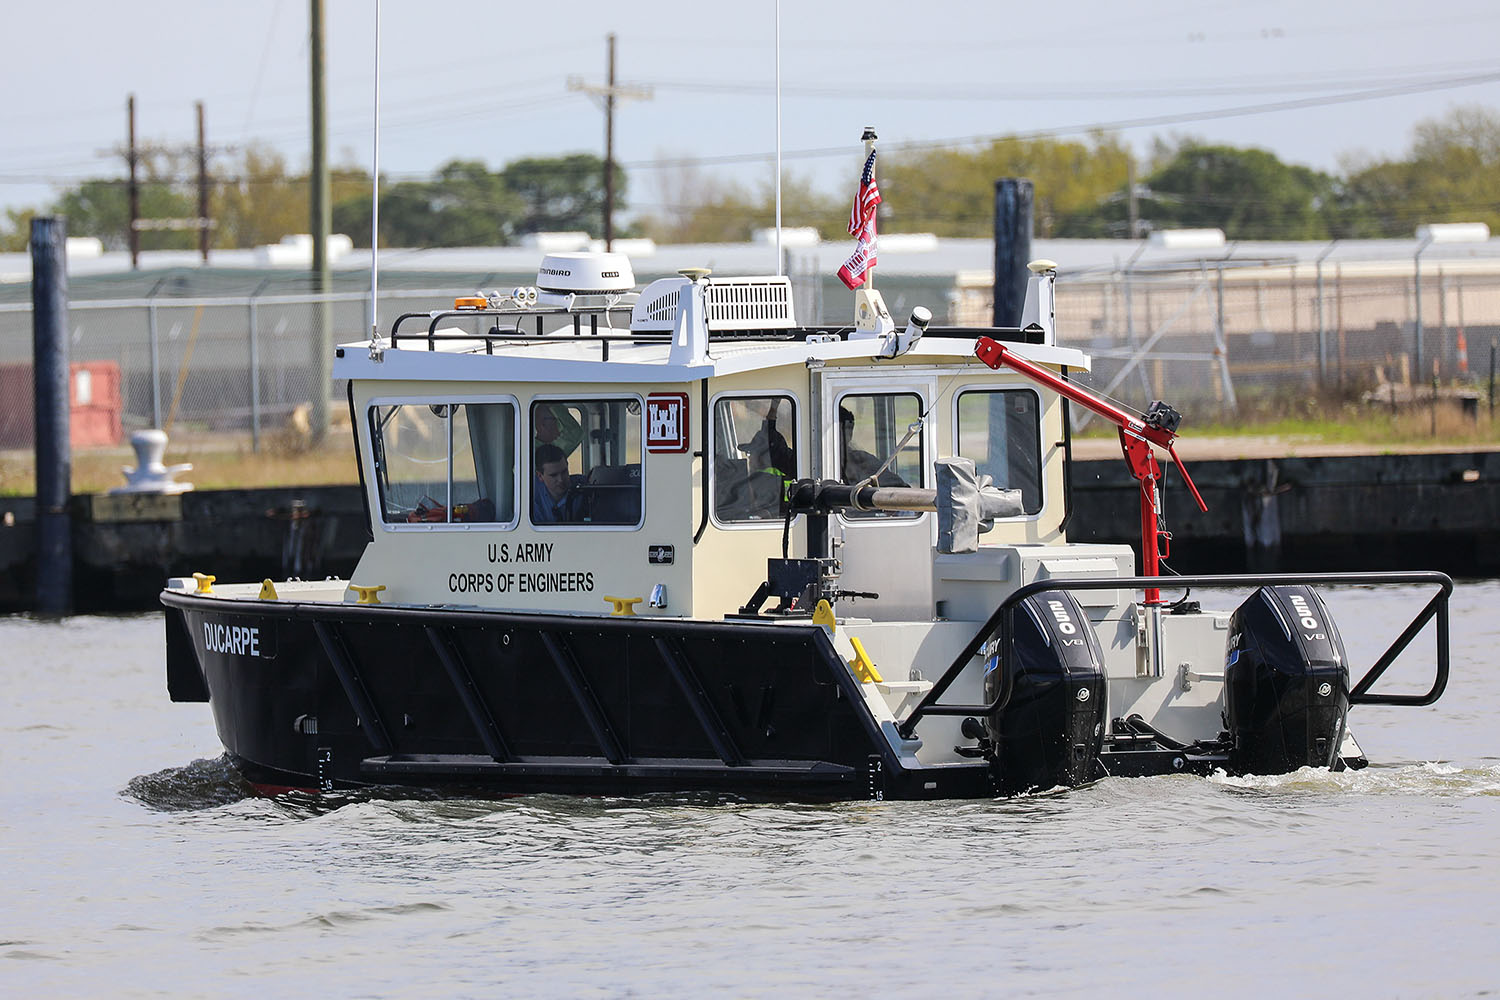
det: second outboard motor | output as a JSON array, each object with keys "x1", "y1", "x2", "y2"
[
  {"x1": 985, "y1": 590, "x2": 1106, "y2": 794},
  {"x1": 1224, "y1": 585, "x2": 1349, "y2": 774}
]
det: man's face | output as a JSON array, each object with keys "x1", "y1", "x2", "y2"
[
  {"x1": 535, "y1": 408, "x2": 559, "y2": 443},
  {"x1": 537, "y1": 460, "x2": 570, "y2": 500}
]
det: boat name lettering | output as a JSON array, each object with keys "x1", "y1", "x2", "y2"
[
  {"x1": 203, "y1": 620, "x2": 260, "y2": 657},
  {"x1": 487, "y1": 542, "x2": 554, "y2": 564},
  {"x1": 449, "y1": 570, "x2": 594, "y2": 594}
]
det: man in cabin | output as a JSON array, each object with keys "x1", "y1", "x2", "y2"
[
  {"x1": 533, "y1": 404, "x2": 583, "y2": 458},
  {"x1": 532, "y1": 443, "x2": 585, "y2": 523},
  {"x1": 839, "y1": 405, "x2": 907, "y2": 487},
  {"x1": 733, "y1": 423, "x2": 795, "y2": 519}
]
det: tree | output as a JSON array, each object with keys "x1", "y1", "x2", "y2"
[
  {"x1": 50, "y1": 146, "x2": 200, "y2": 252},
  {"x1": 0, "y1": 208, "x2": 37, "y2": 252},
  {"x1": 636, "y1": 166, "x2": 844, "y2": 245},
  {"x1": 335, "y1": 160, "x2": 518, "y2": 248},
  {"x1": 333, "y1": 154, "x2": 618, "y2": 248},
  {"x1": 217, "y1": 143, "x2": 369, "y2": 249},
  {"x1": 1401, "y1": 105, "x2": 1500, "y2": 230},
  {"x1": 881, "y1": 133, "x2": 1133, "y2": 237},
  {"x1": 502, "y1": 153, "x2": 622, "y2": 236},
  {"x1": 1133, "y1": 143, "x2": 1337, "y2": 240}
]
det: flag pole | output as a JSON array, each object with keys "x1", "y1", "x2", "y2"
[{"x1": 861, "y1": 127, "x2": 876, "y2": 288}]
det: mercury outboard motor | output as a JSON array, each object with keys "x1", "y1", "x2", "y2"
[
  {"x1": 1224, "y1": 585, "x2": 1349, "y2": 774},
  {"x1": 985, "y1": 590, "x2": 1107, "y2": 794}
]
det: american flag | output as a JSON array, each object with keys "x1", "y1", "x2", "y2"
[{"x1": 837, "y1": 148, "x2": 881, "y2": 290}]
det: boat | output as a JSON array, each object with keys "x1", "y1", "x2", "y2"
[{"x1": 161, "y1": 247, "x2": 1453, "y2": 799}]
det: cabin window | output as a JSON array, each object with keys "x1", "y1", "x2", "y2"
[
  {"x1": 529, "y1": 398, "x2": 642, "y2": 526},
  {"x1": 712, "y1": 396, "x2": 796, "y2": 523},
  {"x1": 370, "y1": 401, "x2": 517, "y2": 525},
  {"x1": 955, "y1": 388, "x2": 1043, "y2": 515},
  {"x1": 837, "y1": 392, "x2": 923, "y2": 520}
]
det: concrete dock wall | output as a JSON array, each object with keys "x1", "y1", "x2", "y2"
[{"x1": 2, "y1": 450, "x2": 1497, "y2": 612}]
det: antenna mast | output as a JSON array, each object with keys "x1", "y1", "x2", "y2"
[
  {"x1": 775, "y1": 0, "x2": 783, "y2": 274},
  {"x1": 369, "y1": 0, "x2": 383, "y2": 358}
]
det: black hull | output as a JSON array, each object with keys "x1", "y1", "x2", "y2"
[{"x1": 163, "y1": 592, "x2": 994, "y2": 801}]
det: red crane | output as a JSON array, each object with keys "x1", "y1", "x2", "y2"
[{"x1": 974, "y1": 337, "x2": 1208, "y2": 604}]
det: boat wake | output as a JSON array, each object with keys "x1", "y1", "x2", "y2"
[{"x1": 1208, "y1": 760, "x2": 1500, "y2": 797}]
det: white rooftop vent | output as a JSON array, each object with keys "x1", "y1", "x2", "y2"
[
  {"x1": 253, "y1": 233, "x2": 353, "y2": 267},
  {"x1": 64, "y1": 237, "x2": 103, "y2": 259},
  {"x1": 585, "y1": 237, "x2": 658, "y2": 256},
  {"x1": 535, "y1": 252, "x2": 635, "y2": 294},
  {"x1": 523, "y1": 231, "x2": 592, "y2": 252},
  {"x1": 753, "y1": 227, "x2": 820, "y2": 247},
  {"x1": 1416, "y1": 222, "x2": 1490, "y2": 244},
  {"x1": 1148, "y1": 228, "x2": 1226, "y2": 250},
  {"x1": 632, "y1": 274, "x2": 796, "y2": 332},
  {"x1": 877, "y1": 232, "x2": 939, "y2": 253}
]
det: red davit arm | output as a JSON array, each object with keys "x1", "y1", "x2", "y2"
[{"x1": 975, "y1": 337, "x2": 1207, "y2": 602}]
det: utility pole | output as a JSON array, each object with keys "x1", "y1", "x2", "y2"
[
  {"x1": 309, "y1": 0, "x2": 332, "y2": 442},
  {"x1": 127, "y1": 95, "x2": 140, "y2": 270},
  {"x1": 1126, "y1": 156, "x2": 1139, "y2": 239},
  {"x1": 197, "y1": 101, "x2": 210, "y2": 263},
  {"x1": 568, "y1": 35, "x2": 652, "y2": 249},
  {"x1": 111, "y1": 100, "x2": 221, "y2": 260}
]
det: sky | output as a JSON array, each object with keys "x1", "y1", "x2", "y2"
[{"x1": 4, "y1": 0, "x2": 1499, "y2": 229}]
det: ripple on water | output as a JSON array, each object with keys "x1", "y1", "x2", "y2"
[{"x1": 196, "y1": 901, "x2": 452, "y2": 942}]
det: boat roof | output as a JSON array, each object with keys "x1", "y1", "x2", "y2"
[{"x1": 334, "y1": 327, "x2": 1092, "y2": 384}]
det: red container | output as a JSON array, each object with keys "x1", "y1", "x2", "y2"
[{"x1": 0, "y1": 361, "x2": 123, "y2": 449}]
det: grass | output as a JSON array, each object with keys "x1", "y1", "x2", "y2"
[
  {"x1": 0, "y1": 435, "x2": 359, "y2": 497},
  {"x1": 4, "y1": 394, "x2": 1499, "y2": 497},
  {"x1": 1076, "y1": 391, "x2": 1500, "y2": 449}
]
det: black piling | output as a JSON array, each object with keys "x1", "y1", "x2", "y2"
[
  {"x1": 30, "y1": 217, "x2": 73, "y2": 614},
  {"x1": 992, "y1": 178, "x2": 1034, "y2": 328}
]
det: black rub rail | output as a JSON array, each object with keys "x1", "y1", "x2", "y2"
[{"x1": 897, "y1": 571, "x2": 1453, "y2": 739}]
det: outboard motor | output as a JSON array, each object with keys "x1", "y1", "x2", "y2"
[
  {"x1": 1224, "y1": 585, "x2": 1349, "y2": 774},
  {"x1": 985, "y1": 590, "x2": 1106, "y2": 794}
]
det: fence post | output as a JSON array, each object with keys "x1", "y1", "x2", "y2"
[
  {"x1": 30, "y1": 217, "x2": 72, "y2": 614},
  {"x1": 1214, "y1": 264, "x2": 1237, "y2": 412},
  {"x1": 248, "y1": 278, "x2": 268, "y2": 452},
  {"x1": 147, "y1": 281, "x2": 162, "y2": 429},
  {"x1": 1489, "y1": 338, "x2": 1496, "y2": 420},
  {"x1": 1315, "y1": 241, "x2": 1337, "y2": 388},
  {"x1": 1438, "y1": 269, "x2": 1448, "y2": 379}
]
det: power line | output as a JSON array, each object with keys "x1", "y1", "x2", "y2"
[
  {"x1": 643, "y1": 64, "x2": 1500, "y2": 102},
  {"x1": 622, "y1": 69, "x2": 1500, "y2": 171}
]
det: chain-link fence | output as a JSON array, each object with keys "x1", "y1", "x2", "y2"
[
  {"x1": 5, "y1": 249, "x2": 1500, "y2": 493},
  {"x1": 0, "y1": 286, "x2": 493, "y2": 458},
  {"x1": 955, "y1": 259, "x2": 1500, "y2": 419}
]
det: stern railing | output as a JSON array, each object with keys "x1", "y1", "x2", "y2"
[{"x1": 896, "y1": 571, "x2": 1453, "y2": 739}]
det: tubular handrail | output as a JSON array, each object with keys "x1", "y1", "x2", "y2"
[{"x1": 896, "y1": 570, "x2": 1453, "y2": 738}]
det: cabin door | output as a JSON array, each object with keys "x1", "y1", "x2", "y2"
[{"x1": 815, "y1": 369, "x2": 938, "y2": 620}]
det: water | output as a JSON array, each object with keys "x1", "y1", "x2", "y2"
[{"x1": 3, "y1": 583, "x2": 1499, "y2": 997}]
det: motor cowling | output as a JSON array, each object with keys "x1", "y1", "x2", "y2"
[
  {"x1": 985, "y1": 590, "x2": 1106, "y2": 794},
  {"x1": 1224, "y1": 585, "x2": 1349, "y2": 774}
]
